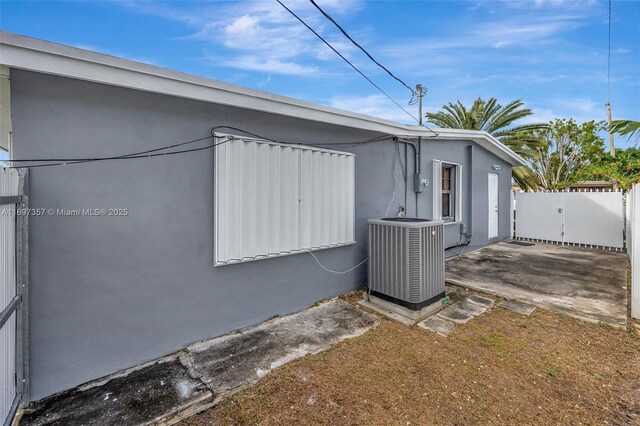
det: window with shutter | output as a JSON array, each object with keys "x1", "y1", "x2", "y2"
[{"x1": 214, "y1": 134, "x2": 355, "y2": 266}]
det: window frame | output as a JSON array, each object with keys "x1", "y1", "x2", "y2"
[
  {"x1": 432, "y1": 159, "x2": 462, "y2": 223},
  {"x1": 441, "y1": 164, "x2": 456, "y2": 221}
]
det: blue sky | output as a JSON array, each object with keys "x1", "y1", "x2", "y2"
[{"x1": 1, "y1": 0, "x2": 639, "y2": 148}]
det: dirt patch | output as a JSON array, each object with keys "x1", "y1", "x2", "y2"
[{"x1": 182, "y1": 301, "x2": 640, "y2": 425}]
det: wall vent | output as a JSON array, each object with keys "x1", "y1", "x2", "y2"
[{"x1": 368, "y1": 218, "x2": 445, "y2": 310}]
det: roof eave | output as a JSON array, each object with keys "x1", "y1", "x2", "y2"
[{"x1": 0, "y1": 31, "x2": 526, "y2": 167}]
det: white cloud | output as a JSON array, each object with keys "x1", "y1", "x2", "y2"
[
  {"x1": 471, "y1": 16, "x2": 582, "y2": 49},
  {"x1": 122, "y1": 0, "x2": 362, "y2": 75},
  {"x1": 222, "y1": 56, "x2": 318, "y2": 75},
  {"x1": 377, "y1": 9, "x2": 589, "y2": 71},
  {"x1": 328, "y1": 94, "x2": 415, "y2": 123},
  {"x1": 533, "y1": 0, "x2": 565, "y2": 7},
  {"x1": 507, "y1": 0, "x2": 597, "y2": 10},
  {"x1": 520, "y1": 107, "x2": 558, "y2": 124},
  {"x1": 553, "y1": 97, "x2": 601, "y2": 118},
  {"x1": 525, "y1": 98, "x2": 606, "y2": 125}
]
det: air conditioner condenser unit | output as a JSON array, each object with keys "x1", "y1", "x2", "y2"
[{"x1": 368, "y1": 218, "x2": 445, "y2": 311}]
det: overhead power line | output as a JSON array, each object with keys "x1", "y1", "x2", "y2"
[
  {"x1": 308, "y1": 0, "x2": 416, "y2": 99},
  {"x1": 275, "y1": 0, "x2": 419, "y2": 124},
  {"x1": 2, "y1": 126, "x2": 396, "y2": 169}
]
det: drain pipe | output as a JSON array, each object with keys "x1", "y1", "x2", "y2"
[
  {"x1": 467, "y1": 145, "x2": 474, "y2": 240},
  {"x1": 415, "y1": 83, "x2": 425, "y2": 218},
  {"x1": 404, "y1": 143, "x2": 408, "y2": 214},
  {"x1": 416, "y1": 135, "x2": 422, "y2": 218},
  {"x1": 393, "y1": 137, "x2": 420, "y2": 217}
]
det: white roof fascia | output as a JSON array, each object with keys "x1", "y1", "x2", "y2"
[{"x1": 0, "y1": 31, "x2": 526, "y2": 166}]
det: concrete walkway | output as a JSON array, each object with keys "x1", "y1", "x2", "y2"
[
  {"x1": 418, "y1": 293, "x2": 497, "y2": 336},
  {"x1": 19, "y1": 300, "x2": 377, "y2": 426},
  {"x1": 446, "y1": 241, "x2": 628, "y2": 328}
]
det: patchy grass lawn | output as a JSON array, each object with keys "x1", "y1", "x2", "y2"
[{"x1": 182, "y1": 294, "x2": 640, "y2": 425}]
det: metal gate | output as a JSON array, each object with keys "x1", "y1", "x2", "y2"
[
  {"x1": 1, "y1": 168, "x2": 28, "y2": 426},
  {"x1": 514, "y1": 190, "x2": 625, "y2": 249}
]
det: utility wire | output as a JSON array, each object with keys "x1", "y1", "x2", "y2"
[
  {"x1": 2, "y1": 126, "x2": 395, "y2": 169},
  {"x1": 306, "y1": 0, "x2": 439, "y2": 136},
  {"x1": 307, "y1": 251, "x2": 367, "y2": 274},
  {"x1": 6, "y1": 126, "x2": 258, "y2": 164},
  {"x1": 275, "y1": 0, "x2": 419, "y2": 124},
  {"x1": 6, "y1": 135, "x2": 212, "y2": 164},
  {"x1": 308, "y1": 0, "x2": 416, "y2": 99}
]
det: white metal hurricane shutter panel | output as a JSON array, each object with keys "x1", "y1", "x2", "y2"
[{"x1": 214, "y1": 135, "x2": 355, "y2": 266}]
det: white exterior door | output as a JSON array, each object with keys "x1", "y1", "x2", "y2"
[{"x1": 488, "y1": 173, "x2": 499, "y2": 239}]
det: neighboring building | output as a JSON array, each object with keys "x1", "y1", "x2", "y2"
[
  {"x1": 0, "y1": 32, "x2": 525, "y2": 401},
  {"x1": 568, "y1": 180, "x2": 615, "y2": 191}
]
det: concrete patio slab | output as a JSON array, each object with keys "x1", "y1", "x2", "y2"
[
  {"x1": 418, "y1": 317, "x2": 456, "y2": 337},
  {"x1": 19, "y1": 356, "x2": 212, "y2": 426},
  {"x1": 18, "y1": 299, "x2": 377, "y2": 426},
  {"x1": 357, "y1": 293, "x2": 444, "y2": 325},
  {"x1": 446, "y1": 241, "x2": 627, "y2": 328},
  {"x1": 358, "y1": 299, "x2": 415, "y2": 326},
  {"x1": 498, "y1": 300, "x2": 536, "y2": 316},
  {"x1": 181, "y1": 300, "x2": 378, "y2": 395}
]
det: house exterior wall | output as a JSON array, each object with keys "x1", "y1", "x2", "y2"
[{"x1": 9, "y1": 70, "x2": 513, "y2": 400}]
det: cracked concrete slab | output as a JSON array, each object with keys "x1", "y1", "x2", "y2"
[
  {"x1": 446, "y1": 241, "x2": 627, "y2": 328},
  {"x1": 466, "y1": 294, "x2": 495, "y2": 308},
  {"x1": 19, "y1": 356, "x2": 212, "y2": 426},
  {"x1": 498, "y1": 300, "x2": 536, "y2": 316},
  {"x1": 455, "y1": 300, "x2": 488, "y2": 316},
  {"x1": 18, "y1": 299, "x2": 376, "y2": 426},
  {"x1": 437, "y1": 306, "x2": 474, "y2": 324},
  {"x1": 418, "y1": 317, "x2": 456, "y2": 337},
  {"x1": 182, "y1": 300, "x2": 377, "y2": 395}
]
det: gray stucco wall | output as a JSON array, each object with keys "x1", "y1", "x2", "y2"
[{"x1": 10, "y1": 70, "x2": 512, "y2": 400}]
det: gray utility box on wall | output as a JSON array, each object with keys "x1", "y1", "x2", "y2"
[{"x1": 368, "y1": 218, "x2": 445, "y2": 310}]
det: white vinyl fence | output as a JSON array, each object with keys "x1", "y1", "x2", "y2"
[
  {"x1": 1, "y1": 168, "x2": 19, "y2": 425},
  {"x1": 514, "y1": 189, "x2": 625, "y2": 249},
  {"x1": 628, "y1": 184, "x2": 639, "y2": 319},
  {"x1": 0, "y1": 168, "x2": 27, "y2": 426}
]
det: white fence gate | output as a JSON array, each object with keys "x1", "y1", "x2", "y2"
[
  {"x1": 0, "y1": 168, "x2": 27, "y2": 426},
  {"x1": 514, "y1": 190, "x2": 625, "y2": 249},
  {"x1": 628, "y1": 184, "x2": 639, "y2": 319}
]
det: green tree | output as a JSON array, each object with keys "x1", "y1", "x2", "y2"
[
  {"x1": 523, "y1": 119, "x2": 606, "y2": 190},
  {"x1": 426, "y1": 98, "x2": 547, "y2": 190},
  {"x1": 578, "y1": 147, "x2": 640, "y2": 189},
  {"x1": 610, "y1": 120, "x2": 640, "y2": 145}
]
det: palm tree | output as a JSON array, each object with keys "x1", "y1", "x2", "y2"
[
  {"x1": 426, "y1": 98, "x2": 547, "y2": 190},
  {"x1": 610, "y1": 120, "x2": 640, "y2": 145}
]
